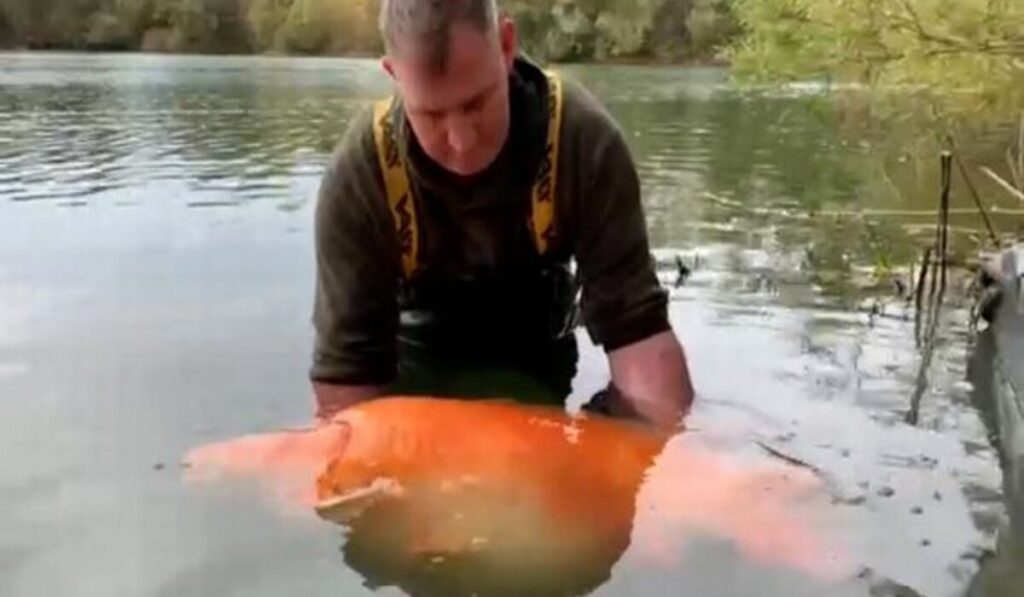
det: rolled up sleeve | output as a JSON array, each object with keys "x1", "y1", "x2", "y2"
[
  {"x1": 574, "y1": 125, "x2": 670, "y2": 352},
  {"x1": 310, "y1": 114, "x2": 400, "y2": 385}
]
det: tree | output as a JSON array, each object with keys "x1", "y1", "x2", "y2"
[
  {"x1": 729, "y1": 0, "x2": 1024, "y2": 118},
  {"x1": 0, "y1": 6, "x2": 14, "y2": 46},
  {"x1": 246, "y1": 0, "x2": 292, "y2": 51},
  {"x1": 686, "y1": 0, "x2": 739, "y2": 58},
  {"x1": 0, "y1": 0, "x2": 742, "y2": 59},
  {"x1": 170, "y1": 0, "x2": 249, "y2": 52}
]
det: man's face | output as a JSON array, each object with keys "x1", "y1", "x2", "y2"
[{"x1": 383, "y1": 18, "x2": 517, "y2": 177}]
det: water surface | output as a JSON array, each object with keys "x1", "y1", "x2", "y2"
[{"x1": 1, "y1": 52, "x2": 1020, "y2": 596}]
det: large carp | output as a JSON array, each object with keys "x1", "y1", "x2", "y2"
[{"x1": 185, "y1": 397, "x2": 846, "y2": 595}]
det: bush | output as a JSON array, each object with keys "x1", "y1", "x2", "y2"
[
  {"x1": 0, "y1": 0, "x2": 742, "y2": 61},
  {"x1": 247, "y1": 0, "x2": 293, "y2": 51},
  {"x1": 0, "y1": 8, "x2": 14, "y2": 47},
  {"x1": 728, "y1": 0, "x2": 1024, "y2": 118},
  {"x1": 277, "y1": 0, "x2": 328, "y2": 53},
  {"x1": 85, "y1": 12, "x2": 132, "y2": 49},
  {"x1": 687, "y1": 0, "x2": 739, "y2": 57}
]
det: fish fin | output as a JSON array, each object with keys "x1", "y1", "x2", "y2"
[{"x1": 314, "y1": 478, "x2": 404, "y2": 524}]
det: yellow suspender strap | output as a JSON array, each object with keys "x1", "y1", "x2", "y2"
[
  {"x1": 530, "y1": 70, "x2": 563, "y2": 257},
  {"x1": 372, "y1": 97, "x2": 420, "y2": 280},
  {"x1": 371, "y1": 71, "x2": 564, "y2": 279}
]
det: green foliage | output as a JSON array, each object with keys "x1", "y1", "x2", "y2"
[
  {"x1": 85, "y1": 11, "x2": 132, "y2": 49},
  {"x1": 246, "y1": 0, "x2": 291, "y2": 50},
  {"x1": 0, "y1": 0, "x2": 249, "y2": 51},
  {"x1": 505, "y1": 0, "x2": 740, "y2": 62},
  {"x1": 0, "y1": 0, "x2": 740, "y2": 59},
  {"x1": 275, "y1": 0, "x2": 328, "y2": 53},
  {"x1": 504, "y1": 2, "x2": 555, "y2": 59},
  {"x1": 729, "y1": 0, "x2": 1024, "y2": 120},
  {"x1": 687, "y1": 0, "x2": 740, "y2": 58},
  {"x1": 0, "y1": 5, "x2": 14, "y2": 46},
  {"x1": 171, "y1": 0, "x2": 251, "y2": 52}
]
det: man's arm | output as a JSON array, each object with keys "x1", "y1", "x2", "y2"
[
  {"x1": 608, "y1": 331, "x2": 694, "y2": 430},
  {"x1": 310, "y1": 109, "x2": 401, "y2": 421},
  {"x1": 568, "y1": 89, "x2": 695, "y2": 430}
]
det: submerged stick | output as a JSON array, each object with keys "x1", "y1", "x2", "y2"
[
  {"x1": 755, "y1": 442, "x2": 822, "y2": 475},
  {"x1": 907, "y1": 274, "x2": 945, "y2": 427},
  {"x1": 907, "y1": 154, "x2": 953, "y2": 426},
  {"x1": 945, "y1": 135, "x2": 1000, "y2": 247},
  {"x1": 818, "y1": 208, "x2": 1024, "y2": 217},
  {"x1": 938, "y1": 152, "x2": 952, "y2": 298},
  {"x1": 928, "y1": 234, "x2": 940, "y2": 305},
  {"x1": 914, "y1": 246, "x2": 932, "y2": 348},
  {"x1": 905, "y1": 325, "x2": 935, "y2": 427},
  {"x1": 1015, "y1": 113, "x2": 1023, "y2": 189},
  {"x1": 1008, "y1": 150, "x2": 1021, "y2": 192}
]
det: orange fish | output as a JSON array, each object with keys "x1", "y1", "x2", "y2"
[{"x1": 184, "y1": 397, "x2": 848, "y2": 595}]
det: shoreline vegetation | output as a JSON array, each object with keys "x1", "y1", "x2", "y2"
[
  {"x1": 2, "y1": 0, "x2": 1017, "y2": 115},
  {"x1": 728, "y1": 0, "x2": 1023, "y2": 121},
  {"x1": 2, "y1": 0, "x2": 1019, "y2": 226},
  {"x1": 0, "y1": 0, "x2": 739, "y2": 64},
  {"x1": 2, "y1": 1, "x2": 1017, "y2": 107}
]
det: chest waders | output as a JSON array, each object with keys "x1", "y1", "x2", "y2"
[{"x1": 370, "y1": 72, "x2": 578, "y2": 404}]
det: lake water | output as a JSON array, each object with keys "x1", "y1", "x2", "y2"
[{"x1": 1, "y1": 53, "x2": 1021, "y2": 596}]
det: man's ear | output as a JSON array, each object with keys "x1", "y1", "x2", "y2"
[
  {"x1": 498, "y1": 15, "x2": 518, "y2": 72},
  {"x1": 381, "y1": 56, "x2": 396, "y2": 80}
]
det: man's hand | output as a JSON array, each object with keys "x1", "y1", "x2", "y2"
[
  {"x1": 606, "y1": 330, "x2": 694, "y2": 431},
  {"x1": 313, "y1": 383, "x2": 384, "y2": 422}
]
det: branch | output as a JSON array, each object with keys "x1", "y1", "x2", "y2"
[
  {"x1": 981, "y1": 166, "x2": 1024, "y2": 203},
  {"x1": 1017, "y1": 114, "x2": 1024, "y2": 188},
  {"x1": 897, "y1": 0, "x2": 971, "y2": 49},
  {"x1": 891, "y1": 2, "x2": 1024, "y2": 57}
]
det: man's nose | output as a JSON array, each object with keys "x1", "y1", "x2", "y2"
[{"x1": 446, "y1": 117, "x2": 478, "y2": 154}]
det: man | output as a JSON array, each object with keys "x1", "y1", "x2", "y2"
[{"x1": 310, "y1": 0, "x2": 694, "y2": 430}]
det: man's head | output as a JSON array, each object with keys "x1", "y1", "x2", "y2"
[{"x1": 379, "y1": 0, "x2": 518, "y2": 177}]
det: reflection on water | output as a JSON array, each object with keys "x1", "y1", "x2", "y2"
[
  {"x1": 0, "y1": 53, "x2": 1020, "y2": 596},
  {"x1": 0, "y1": 54, "x2": 388, "y2": 207}
]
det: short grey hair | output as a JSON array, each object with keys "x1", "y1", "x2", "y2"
[{"x1": 379, "y1": 0, "x2": 500, "y2": 72}]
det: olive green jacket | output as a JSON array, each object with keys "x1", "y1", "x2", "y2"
[{"x1": 310, "y1": 58, "x2": 669, "y2": 388}]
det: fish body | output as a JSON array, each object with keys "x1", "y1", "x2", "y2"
[
  {"x1": 184, "y1": 396, "x2": 848, "y2": 595},
  {"x1": 314, "y1": 397, "x2": 665, "y2": 526}
]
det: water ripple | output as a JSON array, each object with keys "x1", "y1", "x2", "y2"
[{"x1": 0, "y1": 61, "x2": 360, "y2": 206}]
